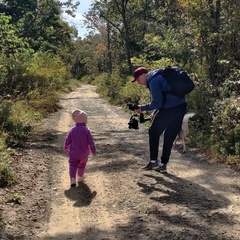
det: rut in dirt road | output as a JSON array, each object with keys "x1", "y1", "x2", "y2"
[{"x1": 37, "y1": 84, "x2": 239, "y2": 240}]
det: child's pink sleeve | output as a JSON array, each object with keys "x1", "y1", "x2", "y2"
[
  {"x1": 87, "y1": 130, "x2": 96, "y2": 155},
  {"x1": 64, "y1": 131, "x2": 71, "y2": 152}
]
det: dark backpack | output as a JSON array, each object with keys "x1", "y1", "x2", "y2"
[{"x1": 157, "y1": 66, "x2": 195, "y2": 97}]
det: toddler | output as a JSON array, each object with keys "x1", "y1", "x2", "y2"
[{"x1": 64, "y1": 109, "x2": 96, "y2": 187}]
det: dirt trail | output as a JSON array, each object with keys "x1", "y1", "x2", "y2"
[{"x1": 1, "y1": 84, "x2": 240, "y2": 240}]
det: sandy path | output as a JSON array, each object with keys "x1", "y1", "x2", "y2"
[{"x1": 37, "y1": 84, "x2": 240, "y2": 240}]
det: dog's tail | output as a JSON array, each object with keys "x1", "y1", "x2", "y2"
[
  {"x1": 181, "y1": 113, "x2": 195, "y2": 133},
  {"x1": 183, "y1": 112, "x2": 195, "y2": 122}
]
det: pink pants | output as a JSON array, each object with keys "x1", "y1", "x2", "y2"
[{"x1": 68, "y1": 156, "x2": 88, "y2": 178}]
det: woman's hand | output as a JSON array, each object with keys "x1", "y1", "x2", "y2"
[{"x1": 135, "y1": 107, "x2": 142, "y2": 114}]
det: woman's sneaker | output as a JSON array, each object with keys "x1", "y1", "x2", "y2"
[
  {"x1": 159, "y1": 163, "x2": 167, "y2": 173},
  {"x1": 142, "y1": 161, "x2": 159, "y2": 170}
]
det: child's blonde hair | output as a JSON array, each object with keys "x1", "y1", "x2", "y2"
[{"x1": 71, "y1": 109, "x2": 87, "y2": 124}]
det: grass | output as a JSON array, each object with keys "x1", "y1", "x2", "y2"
[{"x1": 8, "y1": 193, "x2": 23, "y2": 205}]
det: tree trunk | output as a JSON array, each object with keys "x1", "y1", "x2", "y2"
[{"x1": 107, "y1": 22, "x2": 112, "y2": 73}]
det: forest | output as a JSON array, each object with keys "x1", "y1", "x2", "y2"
[{"x1": 0, "y1": 0, "x2": 239, "y2": 187}]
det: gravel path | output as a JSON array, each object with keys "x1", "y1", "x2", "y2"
[{"x1": 1, "y1": 84, "x2": 239, "y2": 240}]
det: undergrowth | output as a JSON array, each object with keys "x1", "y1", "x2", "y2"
[{"x1": 0, "y1": 79, "x2": 80, "y2": 188}]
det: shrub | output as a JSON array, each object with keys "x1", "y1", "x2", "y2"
[
  {"x1": 8, "y1": 193, "x2": 23, "y2": 205},
  {"x1": 118, "y1": 80, "x2": 150, "y2": 107},
  {"x1": 94, "y1": 70, "x2": 125, "y2": 105},
  {"x1": 0, "y1": 138, "x2": 17, "y2": 187},
  {"x1": 0, "y1": 100, "x2": 41, "y2": 148},
  {"x1": 0, "y1": 162, "x2": 17, "y2": 187},
  {"x1": 27, "y1": 52, "x2": 70, "y2": 92},
  {"x1": 27, "y1": 89, "x2": 61, "y2": 115},
  {"x1": 0, "y1": 100, "x2": 12, "y2": 131},
  {"x1": 211, "y1": 97, "x2": 240, "y2": 156}
]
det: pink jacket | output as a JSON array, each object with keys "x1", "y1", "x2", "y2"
[{"x1": 64, "y1": 123, "x2": 96, "y2": 159}]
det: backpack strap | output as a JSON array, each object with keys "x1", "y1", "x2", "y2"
[
  {"x1": 147, "y1": 68, "x2": 163, "y2": 88},
  {"x1": 147, "y1": 69, "x2": 167, "y2": 108}
]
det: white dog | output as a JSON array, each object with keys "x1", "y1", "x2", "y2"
[{"x1": 175, "y1": 113, "x2": 195, "y2": 153}]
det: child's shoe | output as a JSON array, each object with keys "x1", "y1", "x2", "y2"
[
  {"x1": 78, "y1": 175, "x2": 87, "y2": 183},
  {"x1": 70, "y1": 178, "x2": 76, "y2": 187}
]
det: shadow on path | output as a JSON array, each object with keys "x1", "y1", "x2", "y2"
[{"x1": 64, "y1": 183, "x2": 97, "y2": 207}]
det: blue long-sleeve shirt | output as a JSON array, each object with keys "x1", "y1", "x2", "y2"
[{"x1": 140, "y1": 69, "x2": 186, "y2": 111}]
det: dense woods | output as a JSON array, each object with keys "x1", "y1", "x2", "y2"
[{"x1": 0, "y1": 0, "x2": 239, "y2": 186}]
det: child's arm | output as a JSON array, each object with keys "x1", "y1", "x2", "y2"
[
  {"x1": 64, "y1": 131, "x2": 72, "y2": 153},
  {"x1": 86, "y1": 129, "x2": 96, "y2": 156}
]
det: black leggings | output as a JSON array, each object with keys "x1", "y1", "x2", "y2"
[{"x1": 149, "y1": 103, "x2": 187, "y2": 164}]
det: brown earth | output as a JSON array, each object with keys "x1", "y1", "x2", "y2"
[{"x1": 0, "y1": 84, "x2": 240, "y2": 240}]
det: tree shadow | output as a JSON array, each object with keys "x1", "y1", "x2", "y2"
[{"x1": 137, "y1": 172, "x2": 232, "y2": 224}]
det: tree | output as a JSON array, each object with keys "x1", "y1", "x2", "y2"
[
  {"x1": 0, "y1": 0, "x2": 78, "y2": 54},
  {"x1": 70, "y1": 36, "x2": 104, "y2": 79},
  {"x1": 85, "y1": 0, "x2": 135, "y2": 72},
  {"x1": 0, "y1": 14, "x2": 34, "y2": 95}
]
